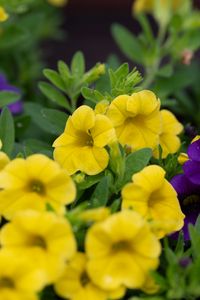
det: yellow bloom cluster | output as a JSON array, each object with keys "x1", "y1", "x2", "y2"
[
  {"x1": 53, "y1": 90, "x2": 183, "y2": 177},
  {"x1": 0, "y1": 88, "x2": 185, "y2": 299},
  {"x1": 0, "y1": 153, "x2": 77, "y2": 298},
  {"x1": 55, "y1": 210, "x2": 161, "y2": 300}
]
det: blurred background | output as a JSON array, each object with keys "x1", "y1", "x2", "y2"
[{"x1": 45, "y1": 0, "x2": 200, "y2": 68}]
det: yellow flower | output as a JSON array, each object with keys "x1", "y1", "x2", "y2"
[
  {"x1": 0, "y1": 7, "x2": 9, "y2": 22},
  {"x1": 54, "y1": 252, "x2": 125, "y2": 300},
  {"x1": 53, "y1": 105, "x2": 116, "y2": 175},
  {"x1": 47, "y1": 0, "x2": 68, "y2": 7},
  {"x1": 106, "y1": 90, "x2": 161, "y2": 151},
  {"x1": 121, "y1": 165, "x2": 185, "y2": 238},
  {"x1": 153, "y1": 109, "x2": 183, "y2": 159},
  {"x1": 0, "y1": 210, "x2": 77, "y2": 283},
  {"x1": 0, "y1": 249, "x2": 45, "y2": 300},
  {"x1": 79, "y1": 207, "x2": 110, "y2": 223},
  {"x1": 85, "y1": 210, "x2": 161, "y2": 291},
  {"x1": 133, "y1": 0, "x2": 182, "y2": 14},
  {"x1": 0, "y1": 154, "x2": 76, "y2": 219},
  {"x1": 94, "y1": 100, "x2": 109, "y2": 115}
]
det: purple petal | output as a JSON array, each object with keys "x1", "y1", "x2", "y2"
[
  {"x1": 171, "y1": 174, "x2": 199, "y2": 198},
  {"x1": 182, "y1": 210, "x2": 200, "y2": 240},
  {"x1": 171, "y1": 210, "x2": 200, "y2": 241},
  {"x1": 187, "y1": 139, "x2": 200, "y2": 162},
  {"x1": 183, "y1": 160, "x2": 200, "y2": 185}
]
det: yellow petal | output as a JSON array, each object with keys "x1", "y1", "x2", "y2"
[
  {"x1": 71, "y1": 105, "x2": 95, "y2": 132},
  {"x1": 91, "y1": 114, "x2": 116, "y2": 147}
]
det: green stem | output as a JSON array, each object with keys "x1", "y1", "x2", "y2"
[{"x1": 141, "y1": 24, "x2": 167, "y2": 89}]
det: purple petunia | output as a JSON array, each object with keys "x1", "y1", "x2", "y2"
[
  {"x1": 171, "y1": 139, "x2": 200, "y2": 240},
  {"x1": 0, "y1": 74, "x2": 23, "y2": 114}
]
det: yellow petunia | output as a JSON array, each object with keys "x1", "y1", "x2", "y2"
[
  {"x1": 85, "y1": 210, "x2": 161, "y2": 291},
  {"x1": 54, "y1": 252, "x2": 126, "y2": 300},
  {"x1": 0, "y1": 210, "x2": 77, "y2": 283},
  {"x1": 133, "y1": 0, "x2": 182, "y2": 14},
  {"x1": 121, "y1": 165, "x2": 185, "y2": 238},
  {"x1": 0, "y1": 7, "x2": 9, "y2": 22},
  {"x1": 53, "y1": 105, "x2": 116, "y2": 175},
  {"x1": 106, "y1": 90, "x2": 162, "y2": 151},
  {"x1": 0, "y1": 154, "x2": 76, "y2": 219},
  {"x1": 47, "y1": 0, "x2": 68, "y2": 7},
  {"x1": 153, "y1": 109, "x2": 183, "y2": 159},
  {"x1": 0, "y1": 249, "x2": 46, "y2": 300}
]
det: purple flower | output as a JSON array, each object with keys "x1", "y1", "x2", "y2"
[
  {"x1": 171, "y1": 139, "x2": 200, "y2": 240},
  {"x1": 0, "y1": 74, "x2": 23, "y2": 114}
]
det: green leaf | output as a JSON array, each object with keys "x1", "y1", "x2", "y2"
[
  {"x1": 174, "y1": 231, "x2": 184, "y2": 255},
  {"x1": 15, "y1": 115, "x2": 31, "y2": 138},
  {"x1": 111, "y1": 23, "x2": 144, "y2": 64},
  {"x1": 81, "y1": 87, "x2": 104, "y2": 104},
  {"x1": 157, "y1": 64, "x2": 173, "y2": 78},
  {"x1": 123, "y1": 148, "x2": 152, "y2": 184},
  {"x1": 189, "y1": 224, "x2": 200, "y2": 258},
  {"x1": 41, "y1": 108, "x2": 68, "y2": 135},
  {"x1": 0, "y1": 107, "x2": 15, "y2": 156},
  {"x1": 154, "y1": 63, "x2": 199, "y2": 98},
  {"x1": 0, "y1": 91, "x2": 20, "y2": 108},
  {"x1": 58, "y1": 60, "x2": 71, "y2": 81},
  {"x1": 24, "y1": 102, "x2": 66, "y2": 136},
  {"x1": 136, "y1": 14, "x2": 154, "y2": 44},
  {"x1": 114, "y1": 63, "x2": 129, "y2": 79},
  {"x1": 90, "y1": 177, "x2": 109, "y2": 208},
  {"x1": 165, "y1": 247, "x2": 178, "y2": 265},
  {"x1": 77, "y1": 173, "x2": 104, "y2": 190},
  {"x1": 110, "y1": 198, "x2": 121, "y2": 213},
  {"x1": 195, "y1": 215, "x2": 200, "y2": 234},
  {"x1": 71, "y1": 51, "x2": 85, "y2": 78},
  {"x1": 39, "y1": 82, "x2": 71, "y2": 111},
  {"x1": 23, "y1": 139, "x2": 53, "y2": 157},
  {"x1": 0, "y1": 25, "x2": 28, "y2": 49},
  {"x1": 43, "y1": 69, "x2": 66, "y2": 93}
]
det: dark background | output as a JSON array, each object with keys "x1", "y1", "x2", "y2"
[{"x1": 45, "y1": 0, "x2": 200, "y2": 69}]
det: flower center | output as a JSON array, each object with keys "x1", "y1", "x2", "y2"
[
  {"x1": 80, "y1": 271, "x2": 90, "y2": 287},
  {"x1": 29, "y1": 235, "x2": 47, "y2": 249},
  {"x1": 28, "y1": 180, "x2": 45, "y2": 195},
  {"x1": 183, "y1": 195, "x2": 200, "y2": 208},
  {"x1": 112, "y1": 240, "x2": 131, "y2": 252},
  {"x1": 0, "y1": 277, "x2": 15, "y2": 289},
  {"x1": 125, "y1": 115, "x2": 145, "y2": 127},
  {"x1": 85, "y1": 135, "x2": 94, "y2": 146},
  {"x1": 78, "y1": 131, "x2": 94, "y2": 147}
]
